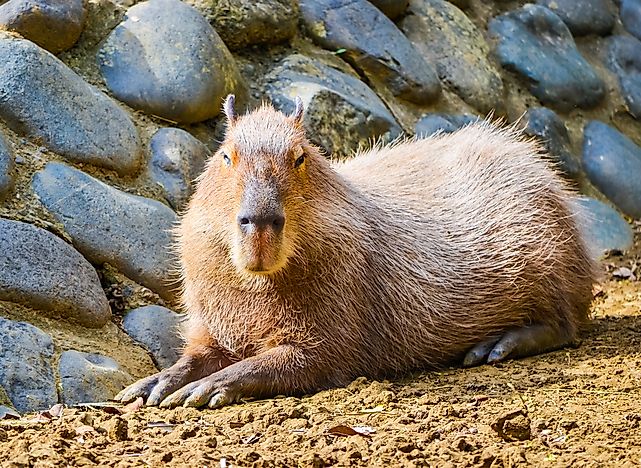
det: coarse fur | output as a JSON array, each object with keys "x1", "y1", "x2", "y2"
[{"x1": 117, "y1": 99, "x2": 597, "y2": 407}]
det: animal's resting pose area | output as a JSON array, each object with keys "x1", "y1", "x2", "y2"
[{"x1": 116, "y1": 95, "x2": 596, "y2": 409}]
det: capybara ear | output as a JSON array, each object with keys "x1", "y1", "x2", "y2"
[
  {"x1": 223, "y1": 94, "x2": 237, "y2": 125},
  {"x1": 290, "y1": 96, "x2": 304, "y2": 126}
]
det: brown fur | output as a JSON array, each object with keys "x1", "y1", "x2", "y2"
[{"x1": 173, "y1": 103, "x2": 596, "y2": 399}]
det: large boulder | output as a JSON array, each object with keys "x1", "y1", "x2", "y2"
[
  {"x1": 32, "y1": 162, "x2": 179, "y2": 300},
  {"x1": 0, "y1": 33, "x2": 141, "y2": 176},
  {"x1": 0, "y1": 219, "x2": 111, "y2": 328},
  {"x1": 264, "y1": 54, "x2": 402, "y2": 157},
  {"x1": 98, "y1": 0, "x2": 247, "y2": 124}
]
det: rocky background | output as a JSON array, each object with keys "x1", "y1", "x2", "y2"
[{"x1": 0, "y1": 0, "x2": 639, "y2": 415}]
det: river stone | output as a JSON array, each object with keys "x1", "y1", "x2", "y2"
[
  {"x1": 489, "y1": 5, "x2": 605, "y2": 111},
  {"x1": 536, "y1": 0, "x2": 615, "y2": 36},
  {"x1": 607, "y1": 35, "x2": 641, "y2": 120},
  {"x1": 0, "y1": 0, "x2": 87, "y2": 53},
  {"x1": 32, "y1": 162, "x2": 178, "y2": 300},
  {"x1": 0, "y1": 318, "x2": 56, "y2": 413},
  {"x1": 264, "y1": 54, "x2": 402, "y2": 157},
  {"x1": 369, "y1": 0, "x2": 409, "y2": 19},
  {"x1": 0, "y1": 33, "x2": 141, "y2": 176},
  {"x1": 98, "y1": 0, "x2": 246, "y2": 124},
  {"x1": 123, "y1": 305, "x2": 184, "y2": 369},
  {"x1": 59, "y1": 350, "x2": 132, "y2": 404},
  {"x1": 0, "y1": 219, "x2": 111, "y2": 328},
  {"x1": 577, "y1": 198, "x2": 634, "y2": 258},
  {"x1": 149, "y1": 128, "x2": 211, "y2": 211},
  {"x1": 299, "y1": 0, "x2": 441, "y2": 105},
  {"x1": 400, "y1": 0, "x2": 504, "y2": 113},
  {"x1": 621, "y1": 0, "x2": 641, "y2": 41},
  {"x1": 208, "y1": 0, "x2": 299, "y2": 49},
  {"x1": 0, "y1": 133, "x2": 14, "y2": 200},
  {"x1": 415, "y1": 113, "x2": 478, "y2": 137},
  {"x1": 582, "y1": 120, "x2": 641, "y2": 218},
  {"x1": 523, "y1": 107, "x2": 582, "y2": 179}
]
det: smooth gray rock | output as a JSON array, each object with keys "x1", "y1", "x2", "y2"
[
  {"x1": 523, "y1": 107, "x2": 582, "y2": 179},
  {"x1": 582, "y1": 120, "x2": 641, "y2": 218},
  {"x1": 577, "y1": 198, "x2": 634, "y2": 258},
  {"x1": 621, "y1": 0, "x2": 641, "y2": 41},
  {"x1": 401, "y1": 0, "x2": 504, "y2": 113},
  {"x1": 536, "y1": 0, "x2": 615, "y2": 36},
  {"x1": 369, "y1": 0, "x2": 409, "y2": 19},
  {"x1": 489, "y1": 5, "x2": 605, "y2": 111},
  {"x1": 0, "y1": 33, "x2": 141, "y2": 176},
  {"x1": 32, "y1": 162, "x2": 178, "y2": 300},
  {"x1": 299, "y1": 0, "x2": 441, "y2": 104},
  {"x1": 59, "y1": 350, "x2": 132, "y2": 404},
  {"x1": 0, "y1": 133, "x2": 14, "y2": 200},
  {"x1": 264, "y1": 54, "x2": 402, "y2": 157},
  {"x1": 123, "y1": 305, "x2": 184, "y2": 369},
  {"x1": 98, "y1": 0, "x2": 247, "y2": 124},
  {"x1": 209, "y1": 0, "x2": 299, "y2": 49},
  {"x1": 415, "y1": 113, "x2": 478, "y2": 136},
  {"x1": 608, "y1": 35, "x2": 641, "y2": 120},
  {"x1": 0, "y1": 219, "x2": 111, "y2": 328},
  {"x1": 0, "y1": 0, "x2": 87, "y2": 53},
  {"x1": 0, "y1": 317, "x2": 57, "y2": 412},
  {"x1": 149, "y1": 128, "x2": 211, "y2": 211}
]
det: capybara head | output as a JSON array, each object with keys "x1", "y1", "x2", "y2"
[{"x1": 202, "y1": 94, "x2": 322, "y2": 277}]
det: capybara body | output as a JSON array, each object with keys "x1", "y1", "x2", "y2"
[{"x1": 117, "y1": 97, "x2": 596, "y2": 408}]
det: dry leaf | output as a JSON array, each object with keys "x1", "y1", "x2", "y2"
[
  {"x1": 326, "y1": 424, "x2": 375, "y2": 437},
  {"x1": 359, "y1": 405, "x2": 385, "y2": 414},
  {"x1": 241, "y1": 433, "x2": 261, "y2": 444},
  {"x1": 75, "y1": 425, "x2": 96, "y2": 435},
  {"x1": 612, "y1": 267, "x2": 635, "y2": 280},
  {"x1": 122, "y1": 397, "x2": 143, "y2": 413},
  {"x1": 49, "y1": 404, "x2": 64, "y2": 418}
]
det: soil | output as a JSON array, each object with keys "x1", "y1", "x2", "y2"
[{"x1": 1, "y1": 226, "x2": 640, "y2": 467}]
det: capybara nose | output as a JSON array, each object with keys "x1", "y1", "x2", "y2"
[{"x1": 238, "y1": 212, "x2": 285, "y2": 234}]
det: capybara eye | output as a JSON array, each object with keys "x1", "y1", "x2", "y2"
[
  {"x1": 294, "y1": 153, "x2": 306, "y2": 168},
  {"x1": 222, "y1": 151, "x2": 231, "y2": 167}
]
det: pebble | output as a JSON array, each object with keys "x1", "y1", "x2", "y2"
[
  {"x1": 299, "y1": 0, "x2": 441, "y2": 104},
  {"x1": 0, "y1": 317, "x2": 57, "y2": 413},
  {"x1": 535, "y1": 0, "x2": 615, "y2": 36},
  {"x1": 149, "y1": 128, "x2": 211, "y2": 211},
  {"x1": 0, "y1": 219, "x2": 111, "y2": 328},
  {"x1": 577, "y1": 198, "x2": 634, "y2": 258},
  {"x1": 415, "y1": 113, "x2": 478, "y2": 137},
  {"x1": 98, "y1": 0, "x2": 247, "y2": 124},
  {"x1": 32, "y1": 162, "x2": 178, "y2": 300},
  {"x1": 621, "y1": 0, "x2": 641, "y2": 41},
  {"x1": 0, "y1": 0, "x2": 87, "y2": 53},
  {"x1": 523, "y1": 107, "x2": 582, "y2": 179},
  {"x1": 489, "y1": 4, "x2": 605, "y2": 111},
  {"x1": 582, "y1": 120, "x2": 641, "y2": 218},
  {"x1": 0, "y1": 133, "x2": 14, "y2": 200},
  {"x1": 400, "y1": 0, "x2": 504, "y2": 113},
  {"x1": 122, "y1": 305, "x2": 184, "y2": 369},
  {"x1": 0, "y1": 33, "x2": 141, "y2": 176},
  {"x1": 369, "y1": 0, "x2": 409, "y2": 19},
  {"x1": 607, "y1": 35, "x2": 641, "y2": 120},
  {"x1": 208, "y1": 0, "x2": 299, "y2": 49},
  {"x1": 264, "y1": 54, "x2": 402, "y2": 156},
  {"x1": 491, "y1": 409, "x2": 532, "y2": 442},
  {"x1": 59, "y1": 350, "x2": 132, "y2": 404}
]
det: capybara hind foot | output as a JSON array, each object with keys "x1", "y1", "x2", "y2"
[
  {"x1": 463, "y1": 324, "x2": 573, "y2": 367},
  {"x1": 115, "y1": 349, "x2": 233, "y2": 406}
]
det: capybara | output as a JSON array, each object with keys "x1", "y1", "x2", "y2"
[{"x1": 116, "y1": 95, "x2": 596, "y2": 409}]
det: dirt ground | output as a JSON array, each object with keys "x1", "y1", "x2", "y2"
[{"x1": 1, "y1": 225, "x2": 640, "y2": 468}]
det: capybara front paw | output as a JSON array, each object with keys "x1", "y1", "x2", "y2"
[
  {"x1": 159, "y1": 376, "x2": 238, "y2": 409},
  {"x1": 114, "y1": 373, "x2": 161, "y2": 404}
]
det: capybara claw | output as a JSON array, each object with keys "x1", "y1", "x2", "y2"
[{"x1": 115, "y1": 375, "x2": 159, "y2": 404}]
